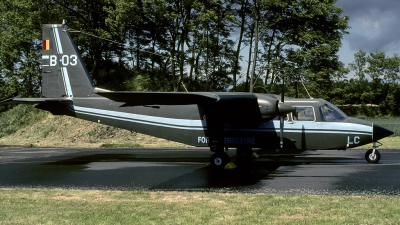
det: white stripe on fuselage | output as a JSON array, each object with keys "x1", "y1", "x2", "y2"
[
  {"x1": 72, "y1": 105, "x2": 372, "y2": 135},
  {"x1": 74, "y1": 106, "x2": 206, "y2": 130},
  {"x1": 272, "y1": 121, "x2": 371, "y2": 134},
  {"x1": 228, "y1": 121, "x2": 372, "y2": 135}
]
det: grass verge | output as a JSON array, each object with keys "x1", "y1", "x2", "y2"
[
  {"x1": 0, "y1": 188, "x2": 399, "y2": 224},
  {"x1": 100, "y1": 143, "x2": 144, "y2": 148},
  {"x1": 354, "y1": 136, "x2": 400, "y2": 149}
]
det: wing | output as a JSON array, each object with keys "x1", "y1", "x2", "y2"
[{"x1": 96, "y1": 91, "x2": 264, "y2": 124}]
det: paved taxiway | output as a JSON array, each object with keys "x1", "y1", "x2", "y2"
[{"x1": 1, "y1": 147, "x2": 399, "y2": 195}]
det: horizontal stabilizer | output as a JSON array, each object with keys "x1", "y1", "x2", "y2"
[{"x1": 0, "y1": 96, "x2": 72, "y2": 105}]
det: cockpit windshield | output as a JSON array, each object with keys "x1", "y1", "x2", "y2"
[{"x1": 319, "y1": 102, "x2": 348, "y2": 121}]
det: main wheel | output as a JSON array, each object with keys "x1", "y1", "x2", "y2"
[
  {"x1": 365, "y1": 149, "x2": 381, "y2": 163},
  {"x1": 210, "y1": 153, "x2": 230, "y2": 169}
]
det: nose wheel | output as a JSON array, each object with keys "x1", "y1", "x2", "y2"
[
  {"x1": 365, "y1": 142, "x2": 382, "y2": 163},
  {"x1": 365, "y1": 149, "x2": 380, "y2": 163}
]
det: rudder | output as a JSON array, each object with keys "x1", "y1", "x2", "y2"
[{"x1": 42, "y1": 22, "x2": 95, "y2": 98}]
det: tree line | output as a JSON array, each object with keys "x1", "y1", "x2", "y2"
[
  {"x1": 330, "y1": 50, "x2": 400, "y2": 116},
  {"x1": 1, "y1": 0, "x2": 399, "y2": 115}
]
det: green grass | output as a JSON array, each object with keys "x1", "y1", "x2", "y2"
[
  {"x1": 377, "y1": 136, "x2": 400, "y2": 149},
  {"x1": 39, "y1": 126, "x2": 54, "y2": 138},
  {"x1": 0, "y1": 105, "x2": 47, "y2": 138},
  {"x1": 0, "y1": 188, "x2": 399, "y2": 224},
  {"x1": 355, "y1": 136, "x2": 400, "y2": 149},
  {"x1": 100, "y1": 143, "x2": 144, "y2": 148}
]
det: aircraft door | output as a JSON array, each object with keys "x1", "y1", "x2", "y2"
[{"x1": 290, "y1": 106, "x2": 316, "y2": 150}]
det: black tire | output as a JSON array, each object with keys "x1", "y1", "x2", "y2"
[
  {"x1": 365, "y1": 149, "x2": 381, "y2": 163},
  {"x1": 210, "y1": 153, "x2": 230, "y2": 169}
]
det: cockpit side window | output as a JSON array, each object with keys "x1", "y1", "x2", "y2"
[
  {"x1": 293, "y1": 107, "x2": 315, "y2": 121},
  {"x1": 319, "y1": 103, "x2": 347, "y2": 121}
]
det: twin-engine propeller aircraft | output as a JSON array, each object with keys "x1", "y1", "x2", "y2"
[{"x1": 1, "y1": 22, "x2": 394, "y2": 168}]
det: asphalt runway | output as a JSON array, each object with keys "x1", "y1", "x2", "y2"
[{"x1": 1, "y1": 147, "x2": 400, "y2": 195}]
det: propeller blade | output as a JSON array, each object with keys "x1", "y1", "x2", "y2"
[
  {"x1": 280, "y1": 77, "x2": 285, "y2": 149},
  {"x1": 280, "y1": 115, "x2": 284, "y2": 149}
]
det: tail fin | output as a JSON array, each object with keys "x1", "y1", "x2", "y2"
[{"x1": 42, "y1": 22, "x2": 95, "y2": 98}]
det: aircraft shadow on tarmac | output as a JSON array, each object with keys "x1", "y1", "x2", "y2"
[{"x1": 39, "y1": 153, "x2": 354, "y2": 190}]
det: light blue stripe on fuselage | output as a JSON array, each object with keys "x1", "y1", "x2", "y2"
[
  {"x1": 72, "y1": 105, "x2": 372, "y2": 136},
  {"x1": 267, "y1": 121, "x2": 371, "y2": 135},
  {"x1": 73, "y1": 106, "x2": 206, "y2": 130}
]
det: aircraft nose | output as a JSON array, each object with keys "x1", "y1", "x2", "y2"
[{"x1": 373, "y1": 124, "x2": 394, "y2": 141}]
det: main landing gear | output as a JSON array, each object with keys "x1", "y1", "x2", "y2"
[
  {"x1": 210, "y1": 147, "x2": 255, "y2": 169},
  {"x1": 365, "y1": 142, "x2": 382, "y2": 163},
  {"x1": 210, "y1": 152, "x2": 230, "y2": 169}
]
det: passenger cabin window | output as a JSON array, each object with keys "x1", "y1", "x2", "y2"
[
  {"x1": 319, "y1": 103, "x2": 347, "y2": 122},
  {"x1": 293, "y1": 107, "x2": 315, "y2": 121}
]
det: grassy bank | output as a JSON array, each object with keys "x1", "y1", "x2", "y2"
[
  {"x1": 355, "y1": 136, "x2": 400, "y2": 149},
  {"x1": 0, "y1": 105, "x2": 190, "y2": 148},
  {"x1": 0, "y1": 188, "x2": 399, "y2": 224},
  {"x1": 0, "y1": 105, "x2": 47, "y2": 139}
]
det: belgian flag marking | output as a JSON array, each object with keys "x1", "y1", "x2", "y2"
[{"x1": 42, "y1": 40, "x2": 51, "y2": 50}]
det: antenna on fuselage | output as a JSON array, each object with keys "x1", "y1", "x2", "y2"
[{"x1": 301, "y1": 82, "x2": 313, "y2": 99}]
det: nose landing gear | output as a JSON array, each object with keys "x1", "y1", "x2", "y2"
[{"x1": 365, "y1": 142, "x2": 382, "y2": 163}]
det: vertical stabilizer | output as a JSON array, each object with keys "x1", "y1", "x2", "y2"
[{"x1": 42, "y1": 23, "x2": 95, "y2": 98}]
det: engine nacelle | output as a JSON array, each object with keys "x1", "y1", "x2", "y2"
[{"x1": 256, "y1": 94, "x2": 294, "y2": 119}]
